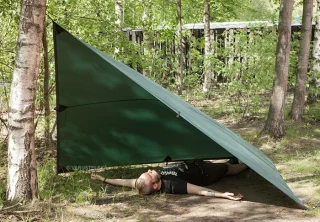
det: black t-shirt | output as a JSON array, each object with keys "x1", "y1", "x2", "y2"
[
  {"x1": 158, "y1": 162, "x2": 202, "y2": 194},
  {"x1": 158, "y1": 160, "x2": 228, "y2": 194}
]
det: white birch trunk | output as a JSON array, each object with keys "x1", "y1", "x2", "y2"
[
  {"x1": 176, "y1": 0, "x2": 183, "y2": 95},
  {"x1": 313, "y1": 1, "x2": 320, "y2": 74},
  {"x1": 308, "y1": 0, "x2": 320, "y2": 103},
  {"x1": 142, "y1": 0, "x2": 153, "y2": 76},
  {"x1": 43, "y1": 20, "x2": 51, "y2": 146},
  {"x1": 202, "y1": 0, "x2": 214, "y2": 93},
  {"x1": 115, "y1": 0, "x2": 123, "y2": 31},
  {"x1": 115, "y1": 0, "x2": 123, "y2": 55},
  {"x1": 7, "y1": 0, "x2": 46, "y2": 202}
]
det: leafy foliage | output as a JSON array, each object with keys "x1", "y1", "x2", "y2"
[{"x1": 0, "y1": 0, "x2": 19, "y2": 112}]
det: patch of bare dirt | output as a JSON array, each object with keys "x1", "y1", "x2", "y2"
[
  {"x1": 60, "y1": 170, "x2": 317, "y2": 222},
  {"x1": 3, "y1": 115, "x2": 319, "y2": 221},
  {"x1": 55, "y1": 119, "x2": 320, "y2": 222}
]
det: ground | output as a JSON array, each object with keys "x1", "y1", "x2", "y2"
[
  {"x1": 60, "y1": 171, "x2": 316, "y2": 222},
  {"x1": 1, "y1": 108, "x2": 319, "y2": 221},
  {"x1": 41, "y1": 119, "x2": 320, "y2": 221}
]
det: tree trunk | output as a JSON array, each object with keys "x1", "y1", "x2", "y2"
[
  {"x1": 176, "y1": 0, "x2": 183, "y2": 95},
  {"x1": 308, "y1": 0, "x2": 320, "y2": 104},
  {"x1": 263, "y1": 0, "x2": 294, "y2": 138},
  {"x1": 115, "y1": 0, "x2": 123, "y2": 55},
  {"x1": 290, "y1": 0, "x2": 313, "y2": 121},
  {"x1": 115, "y1": 0, "x2": 123, "y2": 32},
  {"x1": 142, "y1": 0, "x2": 153, "y2": 76},
  {"x1": 202, "y1": 0, "x2": 214, "y2": 93},
  {"x1": 43, "y1": 20, "x2": 52, "y2": 147},
  {"x1": 7, "y1": 0, "x2": 46, "y2": 202}
]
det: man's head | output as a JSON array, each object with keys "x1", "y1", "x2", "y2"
[{"x1": 135, "y1": 169, "x2": 161, "y2": 195}]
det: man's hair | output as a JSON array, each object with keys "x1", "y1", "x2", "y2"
[{"x1": 135, "y1": 178, "x2": 154, "y2": 195}]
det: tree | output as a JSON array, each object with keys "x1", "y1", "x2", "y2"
[
  {"x1": 114, "y1": 0, "x2": 124, "y2": 56},
  {"x1": 176, "y1": 0, "x2": 183, "y2": 95},
  {"x1": 7, "y1": 0, "x2": 46, "y2": 202},
  {"x1": 202, "y1": 0, "x2": 214, "y2": 93},
  {"x1": 263, "y1": 0, "x2": 294, "y2": 138},
  {"x1": 290, "y1": 0, "x2": 313, "y2": 121},
  {"x1": 115, "y1": 0, "x2": 124, "y2": 32},
  {"x1": 42, "y1": 20, "x2": 52, "y2": 146},
  {"x1": 141, "y1": 0, "x2": 154, "y2": 76},
  {"x1": 308, "y1": 0, "x2": 320, "y2": 104}
]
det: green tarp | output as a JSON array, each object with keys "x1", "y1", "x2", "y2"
[{"x1": 53, "y1": 22, "x2": 305, "y2": 209}]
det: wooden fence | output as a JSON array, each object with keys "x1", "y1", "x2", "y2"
[{"x1": 124, "y1": 21, "x2": 307, "y2": 78}]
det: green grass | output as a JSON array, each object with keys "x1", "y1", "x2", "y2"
[
  {"x1": 227, "y1": 102, "x2": 320, "y2": 215},
  {"x1": 1, "y1": 90, "x2": 320, "y2": 219},
  {"x1": 0, "y1": 144, "x2": 6, "y2": 209},
  {"x1": 38, "y1": 160, "x2": 94, "y2": 203},
  {"x1": 0, "y1": 180, "x2": 5, "y2": 208},
  {"x1": 37, "y1": 160, "x2": 154, "y2": 204},
  {"x1": 305, "y1": 102, "x2": 320, "y2": 122}
]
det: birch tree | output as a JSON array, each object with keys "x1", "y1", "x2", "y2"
[
  {"x1": 115, "y1": 0, "x2": 124, "y2": 32},
  {"x1": 115, "y1": 0, "x2": 123, "y2": 55},
  {"x1": 290, "y1": 0, "x2": 313, "y2": 121},
  {"x1": 42, "y1": 20, "x2": 51, "y2": 146},
  {"x1": 7, "y1": 0, "x2": 46, "y2": 202},
  {"x1": 202, "y1": 0, "x2": 214, "y2": 93},
  {"x1": 263, "y1": 0, "x2": 294, "y2": 138},
  {"x1": 142, "y1": 0, "x2": 153, "y2": 76},
  {"x1": 308, "y1": 0, "x2": 320, "y2": 104},
  {"x1": 176, "y1": 0, "x2": 183, "y2": 95}
]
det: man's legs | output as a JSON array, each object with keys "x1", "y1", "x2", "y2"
[{"x1": 225, "y1": 163, "x2": 247, "y2": 176}]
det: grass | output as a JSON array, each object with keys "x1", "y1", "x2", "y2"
[
  {"x1": 37, "y1": 160, "x2": 158, "y2": 205},
  {"x1": 246, "y1": 116, "x2": 320, "y2": 215},
  {"x1": 0, "y1": 144, "x2": 6, "y2": 209},
  {"x1": 0, "y1": 180, "x2": 5, "y2": 208},
  {"x1": 0, "y1": 91, "x2": 319, "y2": 219}
]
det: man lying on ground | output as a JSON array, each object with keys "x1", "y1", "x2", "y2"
[{"x1": 91, "y1": 159, "x2": 247, "y2": 201}]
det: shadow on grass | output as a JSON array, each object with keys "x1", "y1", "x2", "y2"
[
  {"x1": 38, "y1": 160, "x2": 311, "y2": 221},
  {"x1": 84, "y1": 169, "x2": 308, "y2": 221},
  {"x1": 286, "y1": 175, "x2": 319, "y2": 183},
  {"x1": 89, "y1": 167, "x2": 301, "y2": 209}
]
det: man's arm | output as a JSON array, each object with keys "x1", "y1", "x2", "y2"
[
  {"x1": 91, "y1": 173, "x2": 136, "y2": 189},
  {"x1": 187, "y1": 183, "x2": 243, "y2": 201}
]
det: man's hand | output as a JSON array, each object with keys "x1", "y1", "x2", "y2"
[
  {"x1": 91, "y1": 173, "x2": 104, "y2": 181},
  {"x1": 217, "y1": 192, "x2": 243, "y2": 200}
]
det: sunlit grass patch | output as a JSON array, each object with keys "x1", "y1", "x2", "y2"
[
  {"x1": 305, "y1": 102, "x2": 320, "y2": 122},
  {"x1": 0, "y1": 181, "x2": 5, "y2": 208},
  {"x1": 287, "y1": 156, "x2": 320, "y2": 175},
  {"x1": 314, "y1": 128, "x2": 320, "y2": 137},
  {"x1": 285, "y1": 121, "x2": 316, "y2": 139},
  {"x1": 38, "y1": 160, "x2": 94, "y2": 203},
  {"x1": 308, "y1": 187, "x2": 320, "y2": 216},
  {"x1": 0, "y1": 145, "x2": 6, "y2": 209},
  {"x1": 37, "y1": 160, "x2": 160, "y2": 205}
]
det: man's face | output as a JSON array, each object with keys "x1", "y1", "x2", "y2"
[{"x1": 139, "y1": 169, "x2": 161, "y2": 184}]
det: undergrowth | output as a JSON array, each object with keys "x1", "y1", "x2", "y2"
[
  {"x1": 38, "y1": 160, "x2": 94, "y2": 203},
  {"x1": 0, "y1": 180, "x2": 5, "y2": 208},
  {"x1": 37, "y1": 160, "x2": 151, "y2": 205},
  {"x1": 0, "y1": 91, "x2": 319, "y2": 219}
]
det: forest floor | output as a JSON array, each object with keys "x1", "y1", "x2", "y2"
[
  {"x1": 0, "y1": 99, "x2": 320, "y2": 221},
  {"x1": 55, "y1": 118, "x2": 320, "y2": 222}
]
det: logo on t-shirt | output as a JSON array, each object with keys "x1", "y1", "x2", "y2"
[
  {"x1": 160, "y1": 163, "x2": 188, "y2": 177},
  {"x1": 160, "y1": 170, "x2": 178, "y2": 176}
]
